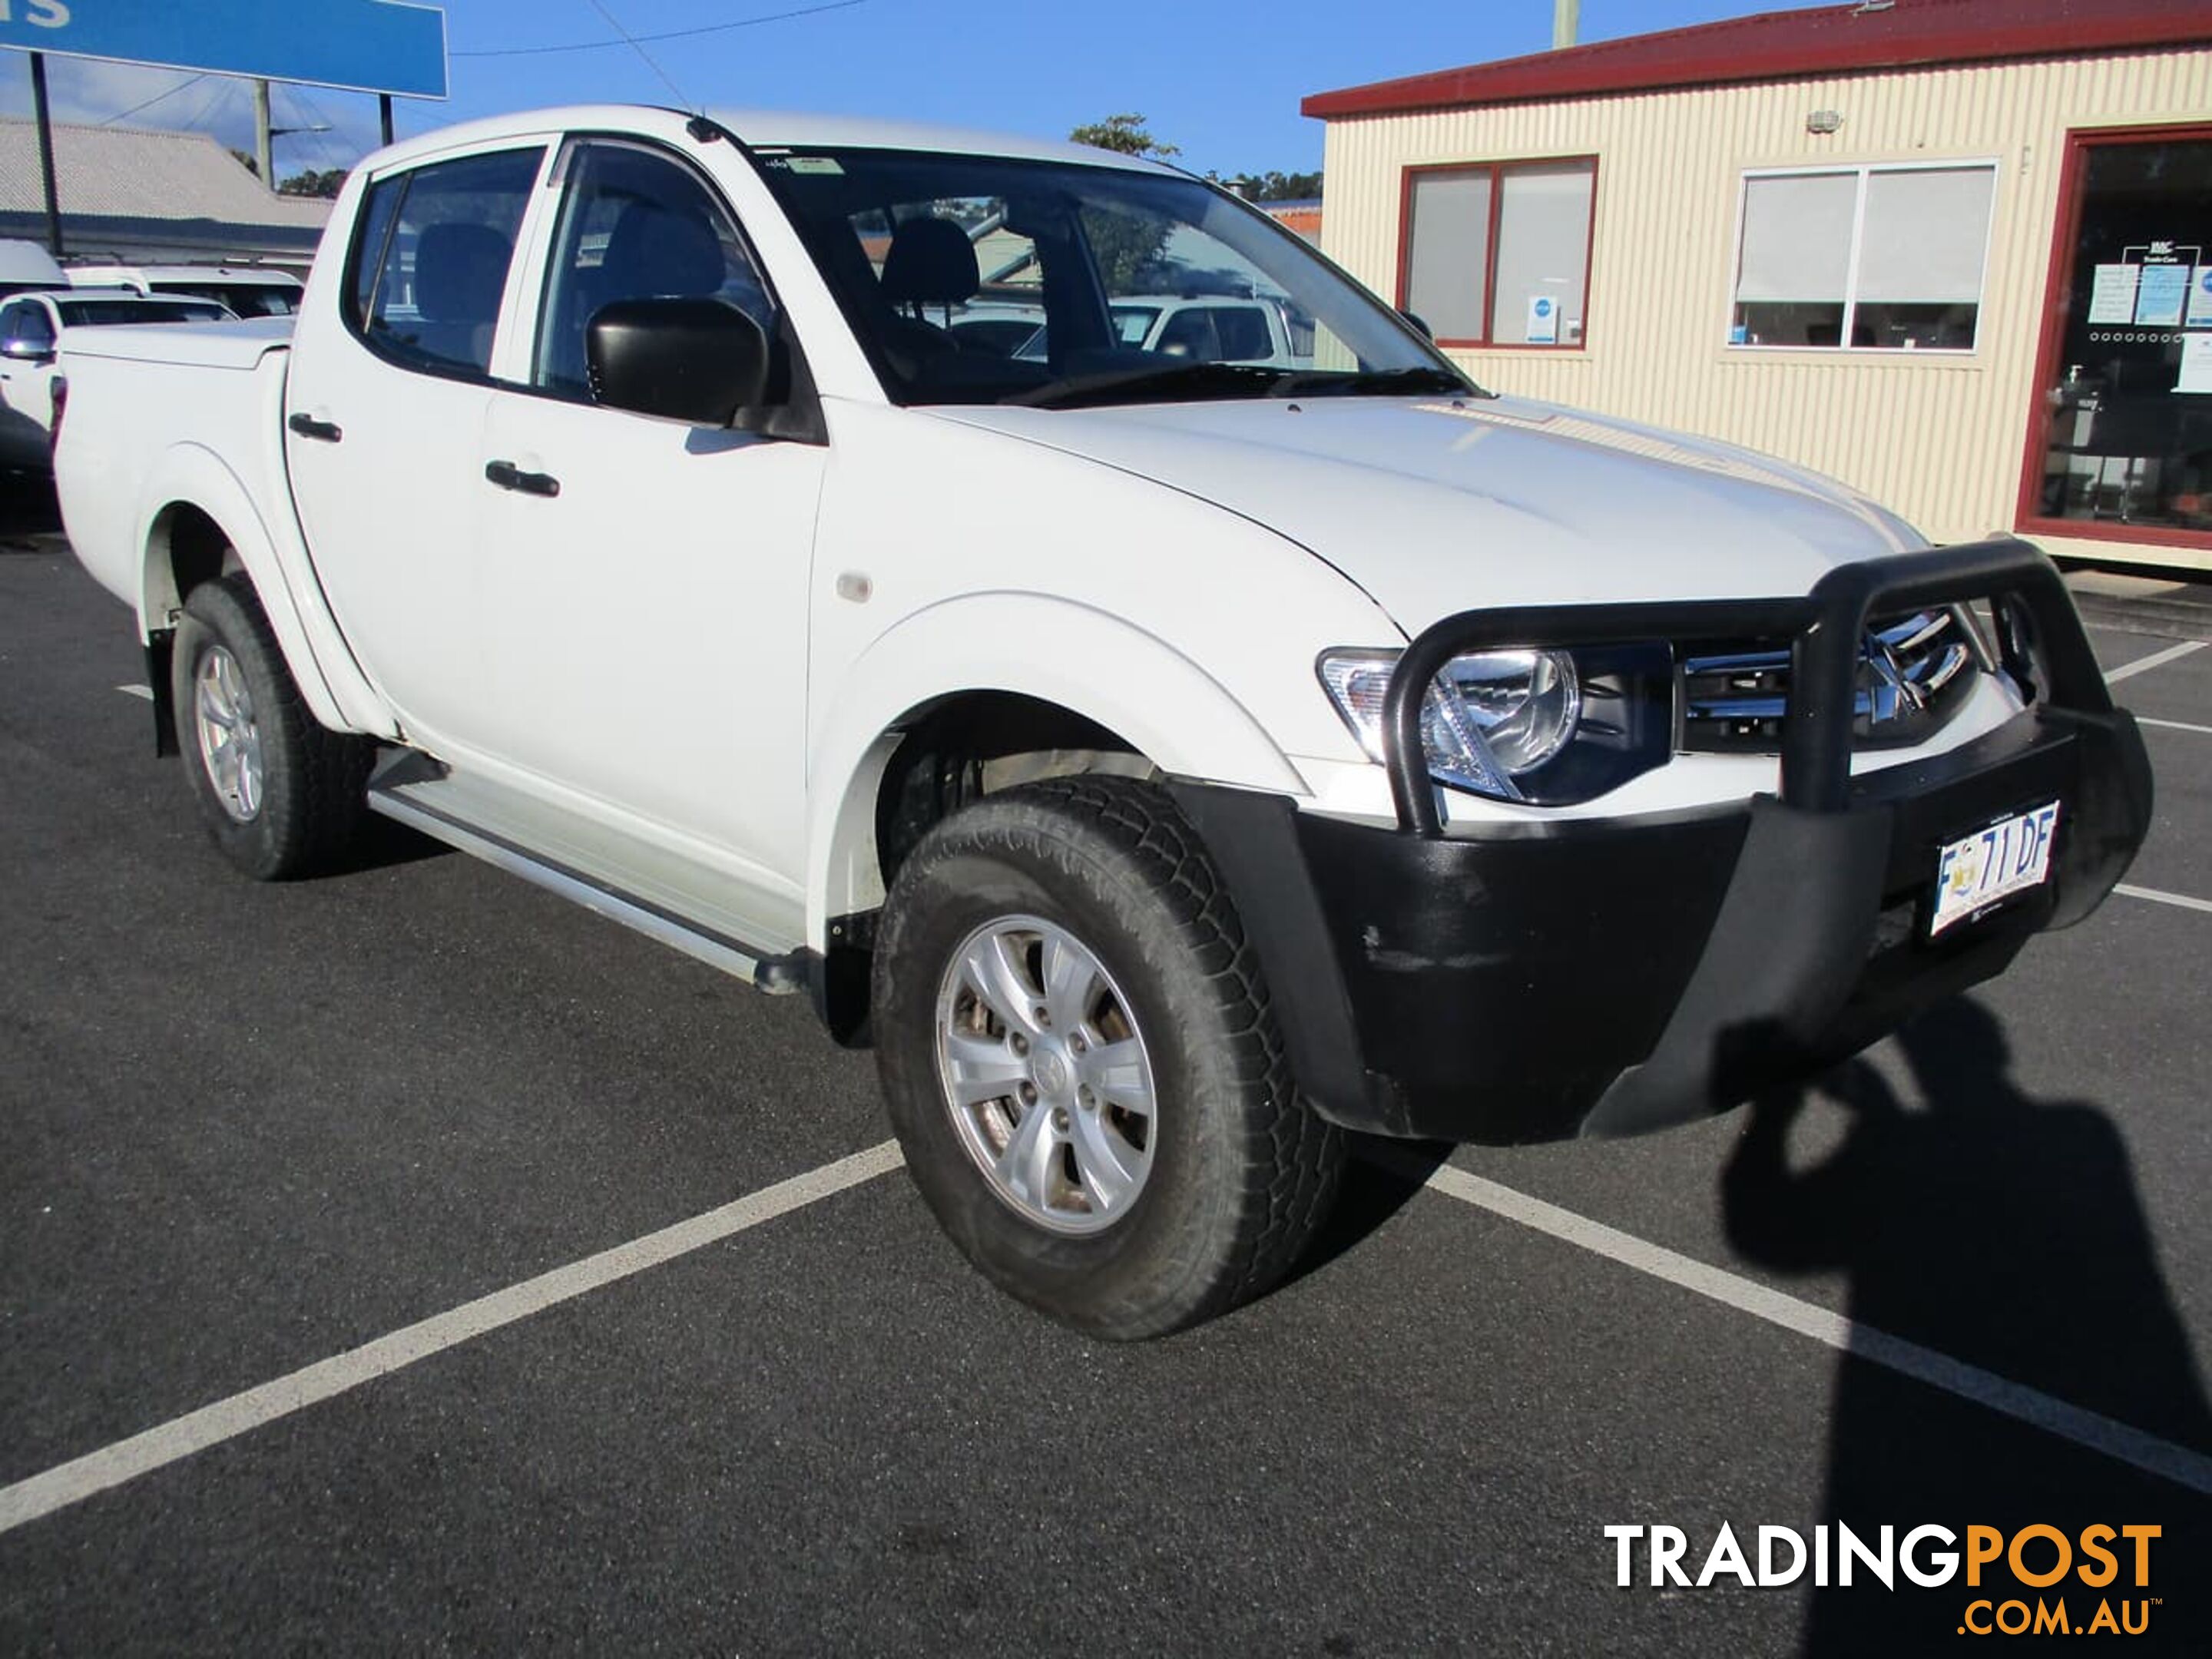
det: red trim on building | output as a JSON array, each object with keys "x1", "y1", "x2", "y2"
[{"x1": 1304, "y1": 0, "x2": 2212, "y2": 120}]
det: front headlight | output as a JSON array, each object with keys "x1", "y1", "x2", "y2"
[{"x1": 1318, "y1": 643, "x2": 1672, "y2": 806}]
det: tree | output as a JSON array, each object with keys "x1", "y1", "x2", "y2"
[
  {"x1": 1068, "y1": 114, "x2": 1178, "y2": 160},
  {"x1": 278, "y1": 168, "x2": 349, "y2": 200},
  {"x1": 1211, "y1": 169, "x2": 1323, "y2": 202},
  {"x1": 230, "y1": 147, "x2": 259, "y2": 179},
  {"x1": 1068, "y1": 117, "x2": 1181, "y2": 295}
]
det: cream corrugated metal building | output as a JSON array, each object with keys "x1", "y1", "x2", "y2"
[{"x1": 1306, "y1": 0, "x2": 2212, "y2": 572}]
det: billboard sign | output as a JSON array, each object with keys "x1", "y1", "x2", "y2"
[{"x1": 0, "y1": 1, "x2": 449, "y2": 99}]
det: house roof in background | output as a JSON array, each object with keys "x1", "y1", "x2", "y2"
[
  {"x1": 0, "y1": 118, "x2": 331, "y2": 235},
  {"x1": 1303, "y1": 0, "x2": 2212, "y2": 120}
]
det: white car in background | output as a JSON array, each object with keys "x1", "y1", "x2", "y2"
[
  {"x1": 65, "y1": 263, "x2": 304, "y2": 320},
  {"x1": 1010, "y1": 294, "x2": 1312, "y2": 368},
  {"x1": 0, "y1": 290, "x2": 235, "y2": 471}
]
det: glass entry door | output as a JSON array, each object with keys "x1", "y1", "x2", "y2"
[{"x1": 2022, "y1": 127, "x2": 2212, "y2": 553}]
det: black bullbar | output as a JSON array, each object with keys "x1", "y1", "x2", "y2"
[{"x1": 1170, "y1": 538, "x2": 2154, "y2": 1146}]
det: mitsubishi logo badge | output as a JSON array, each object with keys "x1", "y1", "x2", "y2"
[{"x1": 1864, "y1": 632, "x2": 1928, "y2": 724}]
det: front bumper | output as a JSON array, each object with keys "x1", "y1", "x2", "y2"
[{"x1": 1171, "y1": 539, "x2": 2154, "y2": 1144}]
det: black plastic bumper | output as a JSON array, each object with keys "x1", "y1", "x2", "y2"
[{"x1": 1171, "y1": 538, "x2": 2154, "y2": 1144}]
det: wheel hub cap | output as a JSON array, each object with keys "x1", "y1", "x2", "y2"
[
  {"x1": 933, "y1": 914, "x2": 1159, "y2": 1237},
  {"x1": 192, "y1": 644, "x2": 263, "y2": 824}
]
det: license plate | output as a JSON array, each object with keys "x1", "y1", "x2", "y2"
[{"x1": 1930, "y1": 801, "x2": 2061, "y2": 937}]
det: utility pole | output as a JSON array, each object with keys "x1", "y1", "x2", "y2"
[
  {"x1": 1553, "y1": 0, "x2": 1579, "y2": 49},
  {"x1": 379, "y1": 94, "x2": 395, "y2": 147},
  {"x1": 253, "y1": 77, "x2": 274, "y2": 191},
  {"x1": 28, "y1": 51, "x2": 63, "y2": 255}
]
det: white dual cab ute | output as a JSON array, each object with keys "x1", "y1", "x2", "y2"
[{"x1": 55, "y1": 106, "x2": 2152, "y2": 1337}]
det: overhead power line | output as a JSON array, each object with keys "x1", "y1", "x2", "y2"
[
  {"x1": 582, "y1": 0, "x2": 691, "y2": 108},
  {"x1": 453, "y1": 0, "x2": 868, "y2": 58},
  {"x1": 100, "y1": 72, "x2": 207, "y2": 126}
]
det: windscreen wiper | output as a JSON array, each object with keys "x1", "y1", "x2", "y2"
[
  {"x1": 1005, "y1": 361, "x2": 1290, "y2": 411},
  {"x1": 1266, "y1": 366, "x2": 1482, "y2": 399}
]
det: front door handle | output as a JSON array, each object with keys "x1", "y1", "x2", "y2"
[
  {"x1": 287, "y1": 412, "x2": 343, "y2": 443},
  {"x1": 484, "y1": 459, "x2": 561, "y2": 498}
]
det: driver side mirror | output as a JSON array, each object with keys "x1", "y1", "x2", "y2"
[
  {"x1": 1399, "y1": 309, "x2": 1434, "y2": 343},
  {"x1": 1, "y1": 337, "x2": 55, "y2": 364},
  {"x1": 586, "y1": 297, "x2": 769, "y2": 426}
]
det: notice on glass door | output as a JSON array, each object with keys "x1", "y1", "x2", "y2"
[
  {"x1": 2087, "y1": 263, "x2": 2139, "y2": 324},
  {"x1": 2177, "y1": 333, "x2": 2212, "y2": 396},
  {"x1": 2134, "y1": 263, "x2": 2188, "y2": 327},
  {"x1": 2188, "y1": 267, "x2": 2212, "y2": 328}
]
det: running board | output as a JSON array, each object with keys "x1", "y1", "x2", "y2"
[{"x1": 366, "y1": 753, "x2": 808, "y2": 994}]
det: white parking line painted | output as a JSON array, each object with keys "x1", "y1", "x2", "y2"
[
  {"x1": 115, "y1": 684, "x2": 152, "y2": 701},
  {"x1": 2116, "y1": 882, "x2": 2212, "y2": 917},
  {"x1": 2104, "y1": 639, "x2": 2205, "y2": 684},
  {"x1": 1406, "y1": 1157, "x2": 2212, "y2": 1498},
  {"x1": 0, "y1": 1141, "x2": 904, "y2": 1538},
  {"x1": 2139, "y1": 716, "x2": 2212, "y2": 737}
]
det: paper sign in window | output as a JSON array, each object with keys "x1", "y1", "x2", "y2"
[
  {"x1": 2134, "y1": 263, "x2": 2188, "y2": 327},
  {"x1": 2087, "y1": 263, "x2": 2140, "y2": 324}
]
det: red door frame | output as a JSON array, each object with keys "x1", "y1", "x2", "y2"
[{"x1": 2014, "y1": 121, "x2": 2212, "y2": 555}]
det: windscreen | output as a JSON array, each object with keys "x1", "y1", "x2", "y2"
[
  {"x1": 754, "y1": 147, "x2": 1467, "y2": 409},
  {"x1": 58, "y1": 299, "x2": 233, "y2": 326}
]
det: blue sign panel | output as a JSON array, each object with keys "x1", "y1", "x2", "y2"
[{"x1": 0, "y1": 1, "x2": 448, "y2": 99}]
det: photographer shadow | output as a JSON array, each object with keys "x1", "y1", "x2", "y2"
[{"x1": 1722, "y1": 998, "x2": 2212, "y2": 1654}]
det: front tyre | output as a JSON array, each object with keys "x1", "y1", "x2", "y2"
[
  {"x1": 171, "y1": 574, "x2": 372, "y2": 880},
  {"x1": 873, "y1": 777, "x2": 1343, "y2": 1339}
]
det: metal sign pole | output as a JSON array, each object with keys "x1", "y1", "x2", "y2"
[
  {"x1": 379, "y1": 93, "x2": 394, "y2": 147},
  {"x1": 28, "y1": 50, "x2": 63, "y2": 256}
]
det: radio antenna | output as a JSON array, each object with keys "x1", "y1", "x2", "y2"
[{"x1": 583, "y1": 0, "x2": 697, "y2": 111}]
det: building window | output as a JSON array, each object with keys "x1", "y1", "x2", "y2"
[
  {"x1": 1399, "y1": 158, "x2": 1594, "y2": 348},
  {"x1": 1731, "y1": 163, "x2": 1995, "y2": 351}
]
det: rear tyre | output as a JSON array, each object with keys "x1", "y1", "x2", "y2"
[
  {"x1": 873, "y1": 777, "x2": 1343, "y2": 1339},
  {"x1": 171, "y1": 573, "x2": 372, "y2": 880}
]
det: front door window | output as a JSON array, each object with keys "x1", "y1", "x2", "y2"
[{"x1": 2028, "y1": 132, "x2": 2212, "y2": 542}]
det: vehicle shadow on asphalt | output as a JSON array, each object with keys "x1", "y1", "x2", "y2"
[
  {"x1": 1281, "y1": 1137, "x2": 1449, "y2": 1292},
  {"x1": 1722, "y1": 998, "x2": 2212, "y2": 1654},
  {"x1": 1, "y1": 472, "x2": 61, "y2": 546}
]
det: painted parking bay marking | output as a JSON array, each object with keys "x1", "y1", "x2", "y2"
[
  {"x1": 2104, "y1": 640, "x2": 2205, "y2": 684},
  {"x1": 1381, "y1": 1153, "x2": 2212, "y2": 1499},
  {"x1": 2116, "y1": 883, "x2": 2212, "y2": 917},
  {"x1": 0, "y1": 1141, "x2": 904, "y2": 1538}
]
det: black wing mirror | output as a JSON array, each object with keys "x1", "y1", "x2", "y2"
[
  {"x1": 1398, "y1": 308, "x2": 1434, "y2": 343},
  {"x1": 1, "y1": 337, "x2": 55, "y2": 364},
  {"x1": 585, "y1": 297, "x2": 769, "y2": 426}
]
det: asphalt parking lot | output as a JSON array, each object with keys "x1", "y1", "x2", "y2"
[{"x1": 4, "y1": 488, "x2": 2210, "y2": 1655}]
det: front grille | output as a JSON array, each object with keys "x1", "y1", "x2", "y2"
[{"x1": 1679, "y1": 608, "x2": 1979, "y2": 754}]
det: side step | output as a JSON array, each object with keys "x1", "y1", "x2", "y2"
[{"x1": 366, "y1": 752, "x2": 808, "y2": 994}]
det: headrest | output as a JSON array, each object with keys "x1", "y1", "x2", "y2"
[
  {"x1": 879, "y1": 216, "x2": 979, "y2": 307},
  {"x1": 601, "y1": 200, "x2": 727, "y2": 300},
  {"x1": 412, "y1": 222, "x2": 513, "y2": 323}
]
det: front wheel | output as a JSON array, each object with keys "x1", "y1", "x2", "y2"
[
  {"x1": 171, "y1": 574, "x2": 372, "y2": 880},
  {"x1": 872, "y1": 777, "x2": 1343, "y2": 1339}
]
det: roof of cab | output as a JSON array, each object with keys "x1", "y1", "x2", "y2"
[{"x1": 360, "y1": 104, "x2": 1177, "y2": 178}]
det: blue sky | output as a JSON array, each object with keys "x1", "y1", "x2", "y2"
[{"x1": 3, "y1": 0, "x2": 1826, "y2": 182}]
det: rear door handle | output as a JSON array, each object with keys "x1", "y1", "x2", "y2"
[
  {"x1": 287, "y1": 412, "x2": 343, "y2": 443},
  {"x1": 484, "y1": 459, "x2": 561, "y2": 498}
]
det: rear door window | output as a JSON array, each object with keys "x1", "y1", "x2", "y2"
[{"x1": 346, "y1": 147, "x2": 545, "y2": 378}]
